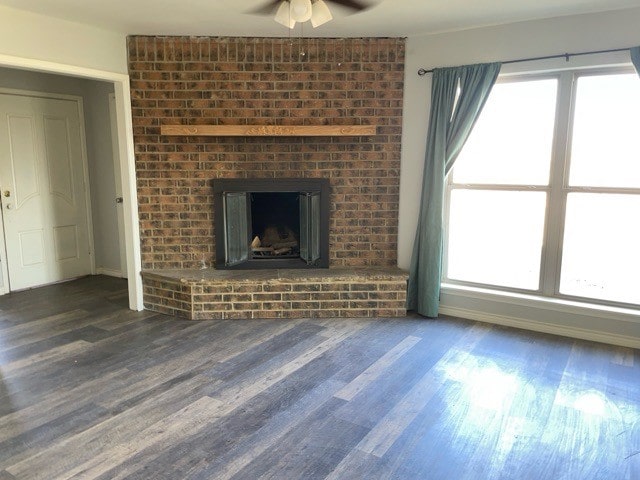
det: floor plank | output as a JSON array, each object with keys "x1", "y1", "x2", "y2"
[{"x1": 0, "y1": 276, "x2": 638, "y2": 479}]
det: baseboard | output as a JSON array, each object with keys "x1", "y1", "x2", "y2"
[
  {"x1": 438, "y1": 305, "x2": 640, "y2": 349},
  {"x1": 96, "y1": 268, "x2": 126, "y2": 278}
]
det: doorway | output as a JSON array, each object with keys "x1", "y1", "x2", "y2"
[{"x1": 0, "y1": 57, "x2": 143, "y2": 310}]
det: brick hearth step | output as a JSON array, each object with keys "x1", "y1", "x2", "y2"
[{"x1": 142, "y1": 267, "x2": 408, "y2": 320}]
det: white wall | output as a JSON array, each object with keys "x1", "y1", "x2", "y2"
[
  {"x1": 399, "y1": 7, "x2": 640, "y2": 347},
  {"x1": 0, "y1": 5, "x2": 127, "y2": 74}
]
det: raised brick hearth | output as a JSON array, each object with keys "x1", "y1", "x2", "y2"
[{"x1": 143, "y1": 268, "x2": 408, "y2": 320}]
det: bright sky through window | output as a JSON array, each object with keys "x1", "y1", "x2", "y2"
[{"x1": 445, "y1": 70, "x2": 640, "y2": 307}]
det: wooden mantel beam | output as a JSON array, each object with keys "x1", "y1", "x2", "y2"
[{"x1": 160, "y1": 125, "x2": 376, "y2": 137}]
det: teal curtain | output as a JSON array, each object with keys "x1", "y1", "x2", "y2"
[
  {"x1": 407, "y1": 63, "x2": 501, "y2": 317},
  {"x1": 632, "y1": 47, "x2": 640, "y2": 76}
]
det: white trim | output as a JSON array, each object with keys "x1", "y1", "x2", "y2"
[
  {"x1": 542, "y1": 72, "x2": 572, "y2": 298},
  {"x1": 439, "y1": 284, "x2": 640, "y2": 348},
  {"x1": 0, "y1": 88, "x2": 82, "y2": 102},
  {"x1": 97, "y1": 267, "x2": 124, "y2": 278},
  {"x1": 441, "y1": 283, "x2": 640, "y2": 321},
  {"x1": 439, "y1": 304, "x2": 640, "y2": 350},
  {"x1": 74, "y1": 93, "x2": 97, "y2": 276},
  {"x1": 0, "y1": 53, "x2": 130, "y2": 83},
  {"x1": 498, "y1": 52, "x2": 634, "y2": 77},
  {"x1": 0, "y1": 202, "x2": 9, "y2": 295},
  {"x1": 108, "y1": 92, "x2": 128, "y2": 278},
  {"x1": 113, "y1": 82, "x2": 143, "y2": 310},
  {"x1": 0, "y1": 53, "x2": 143, "y2": 311}
]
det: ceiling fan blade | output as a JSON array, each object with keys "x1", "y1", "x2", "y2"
[
  {"x1": 246, "y1": 0, "x2": 283, "y2": 15},
  {"x1": 327, "y1": 0, "x2": 371, "y2": 11}
]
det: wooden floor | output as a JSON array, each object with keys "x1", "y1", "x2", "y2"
[{"x1": 0, "y1": 276, "x2": 639, "y2": 479}]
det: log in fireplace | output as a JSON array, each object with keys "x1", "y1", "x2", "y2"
[{"x1": 213, "y1": 178, "x2": 330, "y2": 269}]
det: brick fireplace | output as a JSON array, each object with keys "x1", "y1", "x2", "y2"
[{"x1": 128, "y1": 36, "x2": 407, "y2": 319}]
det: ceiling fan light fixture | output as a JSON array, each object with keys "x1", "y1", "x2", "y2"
[
  {"x1": 290, "y1": 0, "x2": 313, "y2": 22},
  {"x1": 274, "y1": 0, "x2": 296, "y2": 28},
  {"x1": 310, "y1": 0, "x2": 333, "y2": 27}
]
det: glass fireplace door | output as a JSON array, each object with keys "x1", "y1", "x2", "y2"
[
  {"x1": 299, "y1": 191, "x2": 321, "y2": 266},
  {"x1": 223, "y1": 191, "x2": 249, "y2": 266}
]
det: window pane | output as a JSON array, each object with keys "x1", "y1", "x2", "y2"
[
  {"x1": 568, "y1": 74, "x2": 640, "y2": 188},
  {"x1": 452, "y1": 79, "x2": 557, "y2": 186},
  {"x1": 560, "y1": 193, "x2": 640, "y2": 305},
  {"x1": 447, "y1": 190, "x2": 546, "y2": 289}
]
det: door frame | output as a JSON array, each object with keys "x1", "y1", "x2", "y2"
[
  {"x1": 108, "y1": 92, "x2": 127, "y2": 278},
  {"x1": 0, "y1": 89, "x2": 97, "y2": 293},
  {"x1": 0, "y1": 53, "x2": 144, "y2": 310}
]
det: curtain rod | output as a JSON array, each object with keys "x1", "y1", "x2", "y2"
[{"x1": 417, "y1": 46, "x2": 633, "y2": 76}]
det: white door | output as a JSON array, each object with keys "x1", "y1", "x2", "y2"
[{"x1": 0, "y1": 93, "x2": 92, "y2": 290}]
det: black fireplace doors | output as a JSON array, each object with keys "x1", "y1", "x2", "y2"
[{"x1": 213, "y1": 178, "x2": 330, "y2": 269}]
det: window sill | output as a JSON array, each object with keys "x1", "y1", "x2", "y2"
[{"x1": 440, "y1": 282, "x2": 640, "y2": 323}]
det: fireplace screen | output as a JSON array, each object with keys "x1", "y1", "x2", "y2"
[{"x1": 214, "y1": 179, "x2": 329, "y2": 269}]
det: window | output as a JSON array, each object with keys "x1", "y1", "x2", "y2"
[{"x1": 444, "y1": 69, "x2": 640, "y2": 308}]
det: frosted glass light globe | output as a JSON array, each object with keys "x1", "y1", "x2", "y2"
[{"x1": 290, "y1": 0, "x2": 313, "y2": 22}]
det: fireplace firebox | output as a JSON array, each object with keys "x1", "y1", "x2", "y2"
[{"x1": 213, "y1": 178, "x2": 330, "y2": 269}]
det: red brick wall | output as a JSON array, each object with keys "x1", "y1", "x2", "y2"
[{"x1": 127, "y1": 36, "x2": 405, "y2": 270}]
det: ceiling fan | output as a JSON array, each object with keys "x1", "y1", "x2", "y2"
[{"x1": 249, "y1": 0, "x2": 373, "y2": 28}]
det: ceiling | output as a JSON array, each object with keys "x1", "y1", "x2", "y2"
[{"x1": 0, "y1": 0, "x2": 638, "y2": 38}]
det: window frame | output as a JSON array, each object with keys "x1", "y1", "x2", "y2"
[{"x1": 442, "y1": 65, "x2": 640, "y2": 310}]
